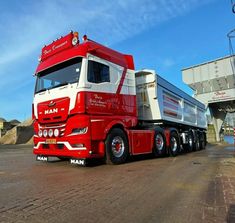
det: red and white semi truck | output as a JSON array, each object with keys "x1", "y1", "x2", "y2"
[{"x1": 33, "y1": 31, "x2": 207, "y2": 165}]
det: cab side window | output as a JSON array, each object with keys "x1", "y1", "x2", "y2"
[{"x1": 88, "y1": 60, "x2": 110, "y2": 83}]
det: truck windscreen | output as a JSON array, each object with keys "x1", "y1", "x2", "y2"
[{"x1": 35, "y1": 57, "x2": 82, "y2": 94}]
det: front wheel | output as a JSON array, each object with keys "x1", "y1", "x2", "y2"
[{"x1": 105, "y1": 128, "x2": 129, "y2": 165}]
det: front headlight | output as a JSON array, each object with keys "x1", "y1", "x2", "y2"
[
  {"x1": 54, "y1": 129, "x2": 59, "y2": 137},
  {"x1": 48, "y1": 129, "x2": 53, "y2": 137}
]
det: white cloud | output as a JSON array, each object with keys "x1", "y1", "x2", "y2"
[
  {"x1": 162, "y1": 58, "x2": 176, "y2": 67},
  {"x1": 0, "y1": 0, "x2": 214, "y2": 120},
  {"x1": 0, "y1": 0, "x2": 213, "y2": 68}
]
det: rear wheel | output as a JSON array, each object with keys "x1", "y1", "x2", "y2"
[
  {"x1": 153, "y1": 131, "x2": 166, "y2": 157},
  {"x1": 105, "y1": 128, "x2": 129, "y2": 165},
  {"x1": 169, "y1": 132, "x2": 179, "y2": 157},
  {"x1": 200, "y1": 132, "x2": 206, "y2": 150},
  {"x1": 187, "y1": 131, "x2": 194, "y2": 152},
  {"x1": 195, "y1": 131, "x2": 200, "y2": 151},
  {"x1": 192, "y1": 131, "x2": 200, "y2": 151},
  {"x1": 204, "y1": 132, "x2": 207, "y2": 147}
]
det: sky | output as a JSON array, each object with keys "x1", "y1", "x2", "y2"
[{"x1": 0, "y1": 0, "x2": 234, "y2": 121}]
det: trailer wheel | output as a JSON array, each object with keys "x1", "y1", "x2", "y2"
[
  {"x1": 204, "y1": 132, "x2": 207, "y2": 147},
  {"x1": 153, "y1": 131, "x2": 166, "y2": 157},
  {"x1": 105, "y1": 128, "x2": 129, "y2": 165},
  {"x1": 200, "y1": 132, "x2": 206, "y2": 150},
  {"x1": 194, "y1": 131, "x2": 200, "y2": 151},
  {"x1": 187, "y1": 131, "x2": 194, "y2": 152},
  {"x1": 169, "y1": 132, "x2": 179, "y2": 157}
]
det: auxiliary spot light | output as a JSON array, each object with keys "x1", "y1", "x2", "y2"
[
  {"x1": 48, "y1": 129, "x2": 53, "y2": 137},
  {"x1": 43, "y1": 129, "x2": 48, "y2": 137},
  {"x1": 72, "y1": 32, "x2": 79, "y2": 46},
  {"x1": 54, "y1": 129, "x2": 59, "y2": 137},
  {"x1": 38, "y1": 129, "x2": 43, "y2": 137}
]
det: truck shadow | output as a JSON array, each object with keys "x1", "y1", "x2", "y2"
[
  {"x1": 49, "y1": 150, "x2": 204, "y2": 167},
  {"x1": 89, "y1": 150, "x2": 202, "y2": 167}
]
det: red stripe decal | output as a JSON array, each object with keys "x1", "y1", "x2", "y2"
[
  {"x1": 163, "y1": 95, "x2": 179, "y2": 105},
  {"x1": 163, "y1": 109, "x2": 178, "y2": 117},
  {"x1": 163, "y1": 101, "x2": 178, "y2": 110},
  {"x1": 116, "y1": 67, "x2": 127, "y2": 94}
]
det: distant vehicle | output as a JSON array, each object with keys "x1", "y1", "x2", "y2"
[{"x1": 32, "y1": 31, "x2": 207, "y2": 165}]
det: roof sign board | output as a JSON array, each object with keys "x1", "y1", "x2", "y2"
[{"x1": 182, "y1": 55, "x2": 235, "y2": 106}]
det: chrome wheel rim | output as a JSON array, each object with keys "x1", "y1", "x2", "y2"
[
  {"x1": 111, "y1": 136, "x2": 125, "y2": 158},
  {"x1": 156, "y1": 134, "x2": 164, "y2": 151},
  {"x1": 171, "y1": 137, "x2": 178, "y2": 152},
  {"x1": 188, "y1": 135, "x2": 193, "y2": 149}
]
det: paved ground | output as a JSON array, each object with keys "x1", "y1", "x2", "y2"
[{"x1": 0, "y1": 144, "x2": 235, "y2": 223}]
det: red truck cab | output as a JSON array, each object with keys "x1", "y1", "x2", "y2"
[
  {"x1": 33, "y1": 31, "x2": 206, "y2": 165},
  {"x1": 33, "y1": 31, "x2": 154, "y2": 165}
]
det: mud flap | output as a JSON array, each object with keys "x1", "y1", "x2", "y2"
[
  {"x1": 36, "y1": 155, "x2": 48, "y2": 162},
  {"x1": 70, "y1": 158, "x2": 86, "y2": 166}
]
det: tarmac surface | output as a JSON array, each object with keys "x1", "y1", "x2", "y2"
[{"x1": 0, "y1": 143, "x2": 235, "y2": 223}]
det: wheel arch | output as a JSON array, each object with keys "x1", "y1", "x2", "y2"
[
  {"x1": 104, "y1": 121, "x2": 128, "y2": 141},
  {"x1": 105, "y1": 126, "x2": 129, "y2": 165},
  {"x1": 163, "y1": 127, "x2": 180, "y2": 146},
  {"x1": 169, "y1": 127, "x2": 180, "y2": 135}
]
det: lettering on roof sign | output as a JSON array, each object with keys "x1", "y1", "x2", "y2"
[
  {"x1": 43, "y1": 40, "x2": 68, "y2": 55},
  {"x1": 52, "y1": 41, "x2": 68, "y2": 51}
]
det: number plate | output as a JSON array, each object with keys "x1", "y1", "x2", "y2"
[{"x1": 46, "y1": 139, "x2": 56, "y2": 144}]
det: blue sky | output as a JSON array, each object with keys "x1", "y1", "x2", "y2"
[{"x1": 0, "y1": 0, "x2": 234, "y2": 121}]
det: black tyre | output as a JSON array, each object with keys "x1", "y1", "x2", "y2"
[
  {"x1": 204, "y1": 132, "x2": 207, "y2": 147},
  {"x1": 199, "y1": 132, "x2": 206, "y2": 150},
  {"x1": 169, "y1": 132, "x2": 180, "y2": 157},
  {"x1": 192, "y1": 131, "x2": 199, "y2": 151},
  {"x1": 187, "y1": 131, "x2": 194, "y2": 152},
  {"x1": 194, "y1": 131, "x2": 200, "y2": 151},
  {"x1": 105, "y1": 128, "x2": 129, "y2": 165},
  {"x1": 153, "y1": 131, "x2": 166, "y2": 157}
]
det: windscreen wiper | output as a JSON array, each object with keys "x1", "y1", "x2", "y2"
[
  {"x1": 54, "y1": 82, "x2": 69, "y2": 88},
  {"x1": 36, "y1": 82, "x2": 68, "y2": 93},
  {"x1": 36, "y1": 88, "x2": 47, "y2": 93}
]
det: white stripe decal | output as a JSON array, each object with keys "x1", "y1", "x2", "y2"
[
  {"x1": 33, "y1": 141, "x2": 87, "y2": 151},
  {"x1": 34, "y1": 141, "x2": 45, "y2": 149},
  {"x1": 58, "y1": 141, "x2": 87, "y2": 151}
]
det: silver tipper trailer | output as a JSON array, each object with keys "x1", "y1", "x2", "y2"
[
  {"x1": 134, "y1": 69, "x2": 207, "y2": 154},
  {"x1": 135, "y1": 69, "x2": 207, "y2": 130}
]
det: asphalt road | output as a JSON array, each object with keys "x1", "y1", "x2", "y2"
[{"x1": 0, "y1": 143, "x2": 235, "y2": 223}]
